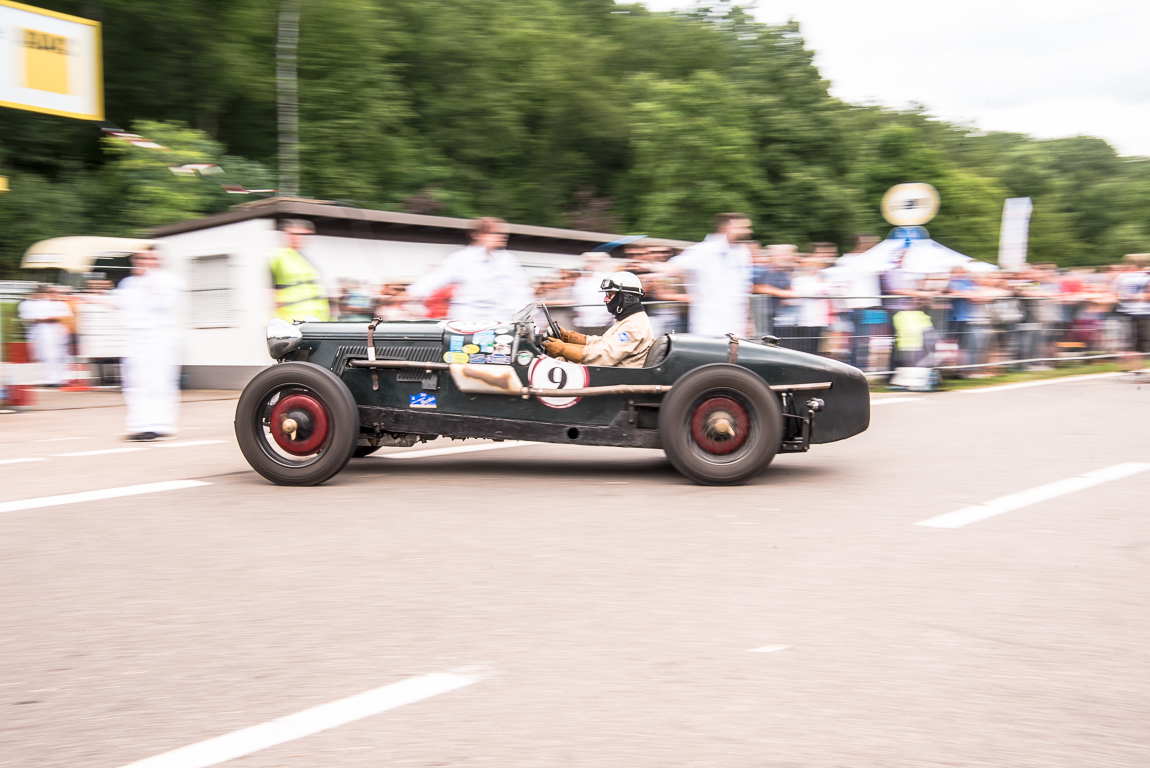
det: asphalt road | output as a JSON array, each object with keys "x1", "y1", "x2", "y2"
[{"x1": 1, "y1": 374, "x2": 1148, "y2": 768}]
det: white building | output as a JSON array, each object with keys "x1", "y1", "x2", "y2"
[{"x1": 151, "y1": 198, "x2": 687, "y2": 388}]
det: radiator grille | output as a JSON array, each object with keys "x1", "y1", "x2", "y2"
[{"x1": 332, "y1": 344, "x2": 442, "y2": 372}]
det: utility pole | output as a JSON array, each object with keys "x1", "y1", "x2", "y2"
[{"x1": 276, "y1": 0, "x2": 301, "y2": 197}]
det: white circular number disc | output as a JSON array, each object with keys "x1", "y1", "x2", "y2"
[
  {"x1": 881, "y1": 183, "x2": 940, "y2": 226},
  {"x1": 529, "y1": 357, "x2": 589, "y2": 409}
]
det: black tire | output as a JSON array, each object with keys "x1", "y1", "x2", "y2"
[
  {"x1": 352, "y1": 445, "x2": 381, "y2": 458},
  {"x1": 658, "y1": 364, "x2": 783, "y2": 485},
  {"x1": 235, "y1": 362, "x2": 359, "y2": 486}
]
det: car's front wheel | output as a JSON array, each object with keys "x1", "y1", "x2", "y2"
[
  {"x1": 235, "y1": 362, "x2": 359, "y2": 486},
  {"x1": 658, "y1": 364, "x2": 782, "y2": 485}
]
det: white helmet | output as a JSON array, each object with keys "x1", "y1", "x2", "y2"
[{"x1": 598, "y1": 271, "x2": 644, "y2": 297}]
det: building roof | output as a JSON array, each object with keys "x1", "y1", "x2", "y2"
[{"x1": 150, "y1": 197, "x2": 692, "y2": 255}]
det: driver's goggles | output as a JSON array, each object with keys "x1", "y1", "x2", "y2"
[{"x1": 599, "y1": 278, "x2": 621, "y2": 291}]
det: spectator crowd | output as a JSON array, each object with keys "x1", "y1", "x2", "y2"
[
  {"x1": 8, "y1": 226, "x2": 1150, "y2": 397},
  {"x1": 330, "y1": 236, "x2": 1150, "y2": 376}
]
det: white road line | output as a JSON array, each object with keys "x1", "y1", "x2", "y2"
[
  {"x1": 0, "y1": 480, "x2": 210, "y2": 514},
  {"x1": 115, "y1": 672, "x2": 480, "y2": 768},
  {"x1": 916, "y1": 463, "x2": 1150, "y2": 529},
  {"x1": 0, "y1": 457, "x2": 46, "y2": 466},
  {"x1": 151, "y1": 440, "x2": 225, "y2": 450},
  {"x1": 36, "y1": 436, "x2": 88, "y2": 442},
  {"x1": 55, "y1": 447, "x2": 146, "y2": 457},
  {"x1": 871, "y1": 397, "x2": 921, "y2": 406},
  {"x1": 958, "y1": 371, "x2": 1123, "y2": 394},
  {"x1": 749, "y1": 645, "x2": 792, "y2": 653},
  {"x1": 374, "y1": 441, "x2": 537, "y2": 460},
  {"x1": 54, "y1": 440, "x2": 225, "y2": 458}
]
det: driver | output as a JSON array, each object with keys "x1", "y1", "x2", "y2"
[{"x1": 542, "y1": 271, "x2": 655, "y2": 367}]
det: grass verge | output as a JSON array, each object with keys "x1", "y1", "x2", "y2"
[{"x1": 870, "y1": 361, "x2": 1131, "y2": 392}]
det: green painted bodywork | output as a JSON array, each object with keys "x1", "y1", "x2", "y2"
[{"x1": 289, "y1": 319, "x2": 870, "y2": 445}]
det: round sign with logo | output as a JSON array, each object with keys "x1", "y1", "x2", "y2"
[
  {"x1": 881, "y1": 183, "x2": 940, "y2": 226},
  {"x1": 528, "y1": 357, "x2": 589, "y2": 409},
  {"x1": 442, "y1": 320, "x2": 500, "y2": 334}
]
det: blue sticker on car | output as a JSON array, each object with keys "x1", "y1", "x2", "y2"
[
  {"x1": 616, "y1": 331, "x2": 631, "y2": 342},
  {"x1": 485, "y1": 354, "x2": 511, "y2": 365},
  {"x1": 449, "y1": 335, "x2": 465, "y2": 352},
  {"x1": 473, "y1": 330, "x2": 496, "y2": 352},
  {"x1": 468, "y1": 353, "x2": 487, "y2": 363},
  {"x1": 409, "y1": 393, "x2": 437, "y2": 409}
]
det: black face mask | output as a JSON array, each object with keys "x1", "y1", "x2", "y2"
[{"x1": 606, "y1": 291, "x2": 644, "y2": 319}]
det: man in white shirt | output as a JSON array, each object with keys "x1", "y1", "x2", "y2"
[
  {"x1": 407, "y1": 217, "x2": 532, "y2": 321},
  {"x1": 666, "y1": 213, "x2": 754, "y2": 336},
  {"x1": 114, "y1": 246, "x2": 185, "y2": 440},
  {"x1": 18, "y1": 286, "x2": 73, "y2": 386}
]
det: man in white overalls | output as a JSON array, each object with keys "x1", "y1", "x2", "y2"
[{"x1": 113, "y1": 247, "x2": 185, "y2": 441}]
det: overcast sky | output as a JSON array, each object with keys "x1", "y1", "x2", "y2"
[{"x1": 632, "y1": 0, "x2": 1150, "y2": 158}]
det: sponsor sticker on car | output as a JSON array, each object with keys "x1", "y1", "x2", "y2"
[
  {"x1": 473, "y1": 330, "x2": 496, "y2": 352},
  {"x1": 409, "y1": 393, "x2": 437, "y2": 409}
]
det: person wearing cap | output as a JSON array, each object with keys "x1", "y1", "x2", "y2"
[
  {"x1": 542, "y1": 271, "x2": 654, "y2": 367},
  {"x1": 269, "y1": 219, "x2": 331, "y2": 322}
]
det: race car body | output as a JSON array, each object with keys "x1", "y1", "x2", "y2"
[{"x1": 236, "y1": 303, "x2": 870, "y2": 486}]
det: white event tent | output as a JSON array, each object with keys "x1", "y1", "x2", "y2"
[{"x1": 839, "y1": 235, "x2": 997, "y2": 275}]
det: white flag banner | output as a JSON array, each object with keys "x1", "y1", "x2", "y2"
[{"x1": 998, "y1": 197, "x2": 1033, "y2": 270}]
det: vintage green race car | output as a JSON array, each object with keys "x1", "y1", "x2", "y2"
[{"x1": 235, "y1": 303, "x2": 870, "y2": 486}]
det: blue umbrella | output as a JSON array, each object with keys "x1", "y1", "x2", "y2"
[{"x1": 591, "y1": 235, "x2": 647, "y2": 253}]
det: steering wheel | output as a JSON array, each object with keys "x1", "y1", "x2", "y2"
[{"x1": 540, "y1": 302, "x2": 563, "y2": 340}]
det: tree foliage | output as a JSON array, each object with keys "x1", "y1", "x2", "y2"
[{"x1": 1, "y1": 0, "x2": 1147, "y2": 276}]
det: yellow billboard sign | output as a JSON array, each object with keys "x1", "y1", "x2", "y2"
[{"x1": 0, "y1": 1, "x2": 102, "y2": 120}]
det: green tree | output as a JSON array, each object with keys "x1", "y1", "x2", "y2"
[{"x1": 625, "y1": 72, "x2": 766, "y2": 240}]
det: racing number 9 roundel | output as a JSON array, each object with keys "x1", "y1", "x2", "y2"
[{"x1": 528, "y1": 357, "x2": 589, "y2": 409}]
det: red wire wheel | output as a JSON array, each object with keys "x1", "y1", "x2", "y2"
[
  {"x1": 689, "y1": 396, "x2": 749, "y2": 455},
  {"x1": 270, "y1": 393, "x2": 331, "y2": 456}
]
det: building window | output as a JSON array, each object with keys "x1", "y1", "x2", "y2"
[{"x1": 190, "y1": 255, "x2": 232, "y2": 328}]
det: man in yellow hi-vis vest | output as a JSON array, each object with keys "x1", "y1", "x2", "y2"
[{"x1": 268, "y1": 219, "x2": 331, "y2": 321}]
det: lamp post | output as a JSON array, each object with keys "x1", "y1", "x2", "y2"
[{"x1": 276, "y1": 0, "x2": 301, "y2": 197}]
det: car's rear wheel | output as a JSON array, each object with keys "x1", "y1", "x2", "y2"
[
  {"x1": 658, "y1": 364, "x2": 782, "y2": 485},
  {"x1": 235, "y1": 362, "x2": 359, "y2": 486}
]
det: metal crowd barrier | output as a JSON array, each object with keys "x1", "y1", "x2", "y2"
[{"x1": 542, "y1": 296, "x2": 1143, "y2": 377}]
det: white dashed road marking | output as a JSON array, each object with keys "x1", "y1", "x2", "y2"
[
  {"x1": 749, "y1": 645, "x2": 793, "y2": 653},
  {"x1": 53, "y1": 440, "x2": 225, "y2": 458},
  {"x1": 0, "y1": 457, "x2": 46, "y2": 466},
  {"x1": 916, "y1": 463, "x2": 1150, "y2": 529},
  {"x1": 56, "y1": 447, "x2": 146, "y2": 457},
  {"x1": 871, "y1": 397, "x2": 921, "y2": 406},
  {"x1": 373, "y1": 441, "x2": 537, "y2": 460},
  {"x1": 115, "y1": 672, "x2": 481, "y2": 768},
  {"x1": 957, "y1": 372, "x2": 1123, "y2": 394},
  {"x1": 0, "y1": 480, "x2": 211, "y2": 515},
  {"x1": 151, "y1": 440, "x2": 226, "y2": 450}
]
